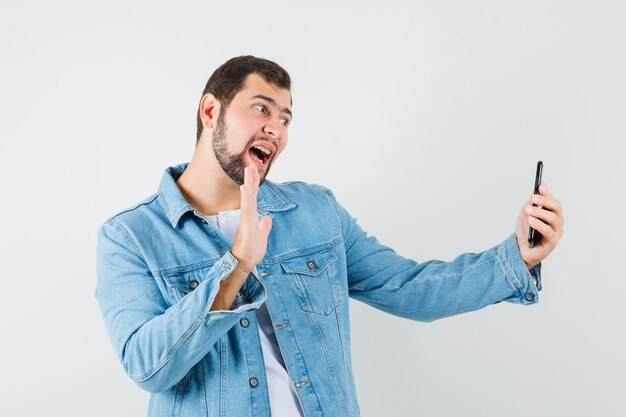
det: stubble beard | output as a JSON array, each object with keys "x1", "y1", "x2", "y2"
[{"x1": 212, "y1": 109, "x2": 272, "y2": 186}]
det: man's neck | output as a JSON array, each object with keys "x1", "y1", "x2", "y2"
[{"x1": 175, "y1": 142, "x2": 241, "y2": 217}]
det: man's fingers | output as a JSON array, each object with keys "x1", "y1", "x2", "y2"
[
  {"x1": 526, "y1": 206, "x2": 562, "y2": 233},
  {"x1": 240, "y1": 166, "x2": 248, "y2": 208},
  {"x1": 527, "y1": 216, "x2": 556, "y2": 242},
  {"x1": 252, "y1": 164, "x2": 259, "y2": 190},
  {"x1": 243, "y1": 164, "x2": 249, "y2": 188},
  {"x1": 239, "y1": 183, "x2": 249, "y2": 216},
  {"x1": 250, "y1": 165, "x2": 260, "y2": 204},
  {"x1": 259, "y1": 215, "x2": 272, "y2": 240},
  {"x1": 240, "y1": 166, "x2": 258, "y2": 218},
  {"x1": 539, "y1": 181, "x2": 553, "y2": 198},
  {"x1": 531, "y1": 193, "x2": 563, "y2": 218}
]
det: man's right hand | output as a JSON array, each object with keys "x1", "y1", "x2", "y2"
[{"x1": 231, "y1": 165, "x2": 273, "y2": 273}]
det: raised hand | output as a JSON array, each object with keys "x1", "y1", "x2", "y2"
[
  {"x1": 231, "y1": 165, "x2": 273, "y2": 273},
  {"x1": 515, "y1": 182, "x2": 565, "y2": 270}
]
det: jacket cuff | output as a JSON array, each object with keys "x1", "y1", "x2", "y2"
[
  {"x1": 498, "y1": 233, "x2": 541, "y2": 305},
  {"x1": 204, "y1": 251, "x2": 266, "y2": 316}
]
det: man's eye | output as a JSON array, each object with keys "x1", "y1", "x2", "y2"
[
  {"x1": 280, "y1": 118, "x2": 290, "y2": 127},
  {"x1": 254, "y1": 104, "x2": 266, "y2": 113}
]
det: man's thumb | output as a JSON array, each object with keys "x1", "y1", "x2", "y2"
[{"x1": 259, "y1": 215, "x2": 272, "y2": 239}]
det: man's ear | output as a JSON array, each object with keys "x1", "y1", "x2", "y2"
[{"x1": 199, "y1": 93, "x2": 222, "y2": 129}]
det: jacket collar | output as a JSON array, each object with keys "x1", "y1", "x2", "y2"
[{"x1": 158, "y1": 162, "x2": 296, "y2": 228}]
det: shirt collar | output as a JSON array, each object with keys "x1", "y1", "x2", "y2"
[{"x1": 158, "y1": 162, "x2": 296, "y2": 228}]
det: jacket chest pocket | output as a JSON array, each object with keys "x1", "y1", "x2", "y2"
[
  {"x1": 160, "y1": 264, "x2": 215, "y2": 305},
  {"x1": 279, "y1": 248, "x2": 341, "y2": 316}
]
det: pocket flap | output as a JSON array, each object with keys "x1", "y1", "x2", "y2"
[
  {"x1": 160, "y1": 261, "x2": 217, "y2": 294},
  {"x1": 280, "y1": 248, "x2": 336, "y2": 276}
]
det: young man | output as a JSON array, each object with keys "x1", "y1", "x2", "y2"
[{"x1": 96, "y1": 55, "x2": 564, "y2": 417}]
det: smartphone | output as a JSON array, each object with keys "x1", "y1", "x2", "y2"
[{"x1": 528, "y1": 161, "x2": 543, "y2": 247}]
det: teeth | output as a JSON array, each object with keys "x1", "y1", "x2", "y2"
[
  {"x1": 253, "y1": 145, "x2": 271, "y2": 155},
  {"x1": 250, "y1": 152, "x2": 264, "y2": 164}
]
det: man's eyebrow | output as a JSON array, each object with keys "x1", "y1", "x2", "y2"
[{"x1": 250, "y1": 94, "x2": 292, "y2": 117}]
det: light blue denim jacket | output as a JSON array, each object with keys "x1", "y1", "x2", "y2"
[{"x1": 95, "y1": 163, "x2": 541, "y2": 417}]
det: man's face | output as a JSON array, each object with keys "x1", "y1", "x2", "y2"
[{"x1": 212, "y1": 73, "x2": 292, "y2": 186}]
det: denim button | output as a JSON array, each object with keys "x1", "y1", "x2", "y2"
[
  {"x1": 249, "y1": 377, "x2": 258, "y2": 388},
  {"x1": 307, "y1": 260, "x2": 316, "y2": 271},
  {"x1": 524, "y1": 292, "x2": 535, "y2": 302},
  {"x1": 189, "y1": 280, "x2": 199, "y2": 290},
  {"x1": 295, "y1": 380, "x2": 310, "y2": 388},
  {"x1": 200, "y1": 219, "x2": 207, "y2": 224},
  {"x1": 240, "y1": 318, "x2": 250, "y2": 328}
]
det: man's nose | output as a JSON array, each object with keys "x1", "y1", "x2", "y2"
[{"x1": 262, "y1": 117, "x2": 283, "y2": 138}]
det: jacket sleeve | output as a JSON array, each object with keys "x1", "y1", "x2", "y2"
[
  {"x1": 95, "y1": 220, "x2": 265, "y2": 393},
  {"x1": 314, "y1": 185, "x2": 541, "y2": 322}
]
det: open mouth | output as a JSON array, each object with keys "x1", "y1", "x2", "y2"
[{"x1": 248, "y1": 144, "x2": 272, "y2": 168}]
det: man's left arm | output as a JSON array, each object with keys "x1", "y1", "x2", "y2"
[{"x1": 315, "y1": 182, "x2": 563, "y2": 322}]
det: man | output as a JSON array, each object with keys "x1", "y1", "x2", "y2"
[{"x1": 96, "y1": 55, "x2": 564, "y2": 417}]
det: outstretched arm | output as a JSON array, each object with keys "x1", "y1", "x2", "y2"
[{"x1": 315, "y1": 185, "x2": 546, "y2": 322}]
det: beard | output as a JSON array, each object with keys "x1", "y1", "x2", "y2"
[{"x1": 212, "y1": 109, "x2": 273, "y2": 186}]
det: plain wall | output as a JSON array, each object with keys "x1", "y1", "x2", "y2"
[{"x1": 1, "y1": 1, "x2": 624, "y2": 416}]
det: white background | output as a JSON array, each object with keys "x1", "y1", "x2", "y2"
[{"x1": 1, "y1": 1, "x2": 625, "y2": 416}]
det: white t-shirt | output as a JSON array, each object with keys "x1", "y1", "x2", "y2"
[{"x1": 204, "y1": 209, "x2": 304, "y2": 417}]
